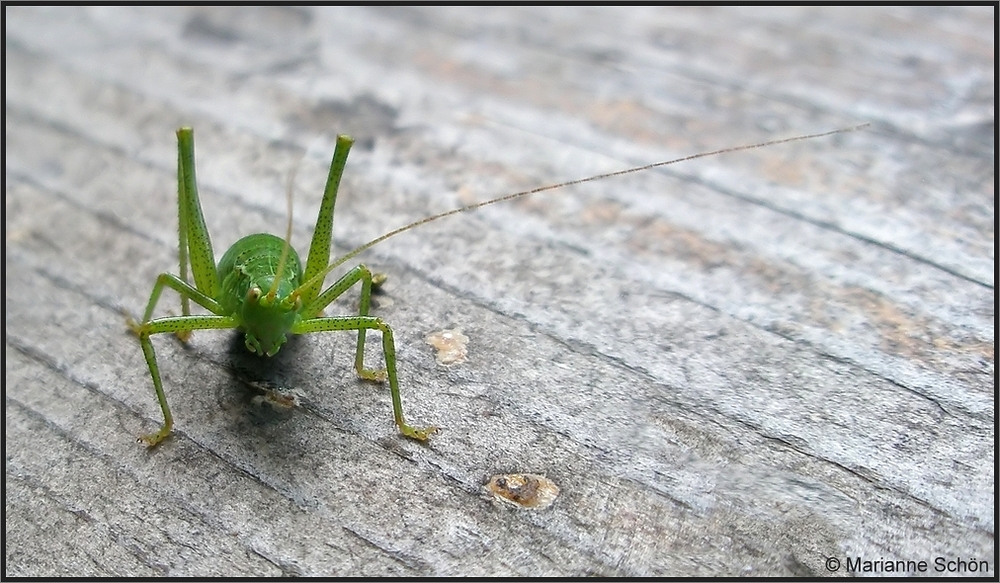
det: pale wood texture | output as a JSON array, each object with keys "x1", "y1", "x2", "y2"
[{"x1": 6, "y1": 6, "x2": 994, "y2": 577}]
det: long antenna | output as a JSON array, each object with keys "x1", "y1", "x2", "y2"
[
  {"x1": 297, "y1": 123, "x2": 870, "y2": 294},
  {"x1": 267, "y1": 156, "x2": 298, "y2": 301}
]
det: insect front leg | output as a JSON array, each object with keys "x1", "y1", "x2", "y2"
[
  {"x1": 294, "y1": 310, "x2": 437, "y2": 441},
  {"x1": 300, "y1": 264, "x2": 386, "y2": 382},
  {"x1": 127, "y1": 268, "x2": 234, "y2": 447},
  {"x1": 129, "y1": 272, "x2": 226, "y2": 330},
  {"x1": 132, "y1": 313, "x2": 239, "y2": 447},
  {"x1": 126, "y1": 268, "x2": 228, "y2": 353}
]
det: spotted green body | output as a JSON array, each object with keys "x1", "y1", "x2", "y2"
[
  {"x1": 128, "y1": 128, "x2": 436, "y2": 446},
  {"x1": 218, "y1": 233, "x2": 303, "y2": 356}
]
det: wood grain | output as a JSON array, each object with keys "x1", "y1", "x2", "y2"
[{"x1": 5, "y1": 6, "x2": 993, "y2": 576}]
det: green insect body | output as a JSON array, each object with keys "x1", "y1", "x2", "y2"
[
  {"x1": 129, "y1": 128, "x2": 434, "y2": 447},
  {"x1": 217, "y1": 233, "x2": 304, "y2": 357},
  {"x1": 130, "y1": 124, "x2": 867, "y2": 448}
]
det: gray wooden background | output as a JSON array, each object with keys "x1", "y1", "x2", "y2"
[{"x1": 5, "y1": 6, "x2": 994, "y2": 577}]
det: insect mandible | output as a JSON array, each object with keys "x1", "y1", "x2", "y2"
[{"x1": 128, "y1": 124, "x2": 867, "y2": 447}]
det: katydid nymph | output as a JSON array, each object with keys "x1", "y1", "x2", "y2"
[{"x1": 129, "y1": 124, "x2": 867, "y2": 447}]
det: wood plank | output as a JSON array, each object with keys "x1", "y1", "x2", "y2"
[{"x1": 5, "y1": 6, "x2": 993, "y2": 577}]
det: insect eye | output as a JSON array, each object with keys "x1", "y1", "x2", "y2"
[{"x1": 247, "y1": 287, "x2": 262, "y2": 303}]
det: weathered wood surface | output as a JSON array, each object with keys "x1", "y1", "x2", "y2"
[{"x1": 5, "y1": 6, "x2": 994, "y2": 577}]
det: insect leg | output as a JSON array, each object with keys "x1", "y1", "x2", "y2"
[
  {"x1": 176, "y1": 137, "x2": 191, "y2": 322},
  {"x1": 299, "y1": 264, "x2": 385, "y2": 382},
  {"x1": 132, "y1": 272, "x2": 227, "y2": 327},
  {"x1": 133, "y1": 313, "x2": 239, "y2": 447},
  {"x1": 176, "y1": 128, "x2": 221, "y2": 300},
  {"x1": 300, "y1": 134, "x2": 354, "y2": 307},
  {"x1": 293, "y1": 313, "x2": 437, "y2": 441},
  {"x1": 127, "y1": 268, "x2": 233, "y2": 447}
]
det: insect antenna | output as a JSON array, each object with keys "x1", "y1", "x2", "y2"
[
  {"x1": 296, "y1": 123, "x2": 869, "y2": 295},
  {"x1": 267, "y1": 155, "x2": 299, "y2": 301}
]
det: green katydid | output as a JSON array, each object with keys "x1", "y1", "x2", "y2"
[{"x1": 129, "y1": 123, "x2": 867, "y2": 447}]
